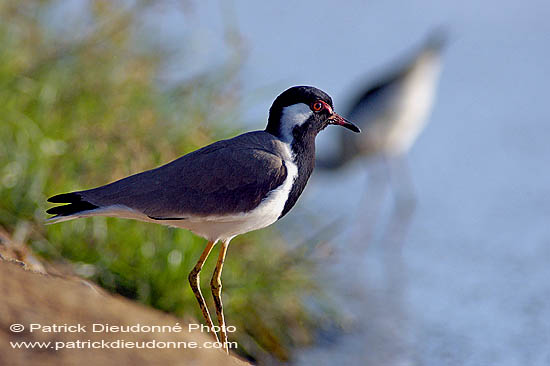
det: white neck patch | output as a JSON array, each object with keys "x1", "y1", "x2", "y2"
[{"x1": 279, "y1": 103, "x2": 312, "y2": 143}]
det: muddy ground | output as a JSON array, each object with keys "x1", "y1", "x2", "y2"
[{"x1": 0, "y1": 243, "x2": 249, "y2": 366}]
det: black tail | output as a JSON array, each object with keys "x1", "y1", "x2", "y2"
[{"x1": 46, "y1": 192, "x2": 98, "y2": 216}]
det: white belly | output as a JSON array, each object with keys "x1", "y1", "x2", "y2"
[{"x1": 385, "y1": 56, "x2": 442, "y2": 155}]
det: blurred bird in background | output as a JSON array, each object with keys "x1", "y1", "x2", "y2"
[{"x1": 318, "y1": 28, "x2": 447, "y2": 249}]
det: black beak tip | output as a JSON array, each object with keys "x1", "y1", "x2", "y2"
[
  {"x1": 342, "y1": 121, "x2": 361, "y2": 133},
  {"x1": 350, "y1": 124, "x2": 361, "y2": 133}
]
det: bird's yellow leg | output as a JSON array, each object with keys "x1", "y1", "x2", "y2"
[
  {"x1": 188, "y1": 241, "x2": 219, "y2": 342},
  {"x1": 211, "y1": 238, "x2": 230, "y2": 353}
]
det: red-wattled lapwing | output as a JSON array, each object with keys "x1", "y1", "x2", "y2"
[
  {"x1": 318, "y1": 30, "x2": 446, "y2": 249},
  {"x1": 46, "y1": 86, "x2": 360, "y2": 352}
]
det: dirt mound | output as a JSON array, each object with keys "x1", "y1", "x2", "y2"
[{"x1": 0, "y1": 261, "x2": 249, "y2": 366}]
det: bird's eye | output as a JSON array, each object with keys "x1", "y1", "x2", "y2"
[{"x1": 312, "y1": 101, "x2": 323, "y2": 112}]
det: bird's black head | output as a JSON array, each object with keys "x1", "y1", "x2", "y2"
[{"x1": 265, "y1": 86, "x2": 360, "y2": 143}]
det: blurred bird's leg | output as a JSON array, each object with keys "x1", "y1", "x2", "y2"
[
  {"x1": 385, "y1": 155, "x2": 417, "y2": 252},
  {"x1": 367, "y1": 156, "x2": 415, "y2": 360},
  {"x1": 390, "y1": 155, "x2": 417, "y2": 220},
  {"x1": 352, "y1": 157, "x2": 389, "y2": 252},
  {"x1": 188, "y1": 241, "x2": 219, "y2": 342},
  {"x1": 211, "y1": 238, "x2": 230, "y2": 353},
  {"x1": 381, "y1": 155, "x2": 417, "y2": 292}
]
